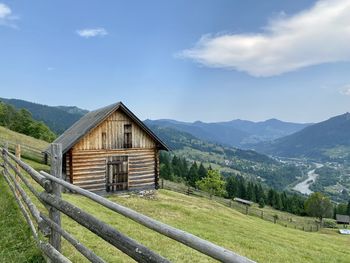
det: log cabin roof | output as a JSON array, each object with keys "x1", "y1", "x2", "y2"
[
  {"x1": 336, "y1": 214, "x2": 350, "y2": 224},
  {"x1": 45, "y1": 102, "x2": 169, "y2": 154}
]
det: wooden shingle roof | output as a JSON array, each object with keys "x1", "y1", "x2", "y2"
[
  {"x1": 45, "y1": 102, "x2": 169, "y2": 154},
  {"x1": 336, "y1": 214, "x2": 350, "y2": 224}
]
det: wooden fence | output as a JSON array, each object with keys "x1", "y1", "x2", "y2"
[
  {"x1": 0, "y1": 138, "x2": 46, "y2": 163},
  {"x1": 161, "y1": 179, "x2": 320, "y2": 232},
  {"x1": 0, "y1": 142, "x2": 255, "y2": 263}
]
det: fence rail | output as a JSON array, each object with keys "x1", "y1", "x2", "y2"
[
  {"x1": 161, "y1": 179, "x2": 320, "y2": 232},
  {"x1": 0, "y1": 142, "x2": 254, "y2": 263}
]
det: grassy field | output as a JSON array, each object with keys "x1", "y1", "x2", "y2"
[
  {"x1": 3, "y1": 159, "x2": 350, "y2": 263},
  {"x1": 0, "y1": 175, "x2": 44, "y2": 262},
  {"x1": 1, "y1": 127, "x2": 350, "y2": 263},
  {"x1": 0, "y1": 126, "x2": 49, "y2": 150},
  {"x1": 56, "y1": 190, "x2": 350, "y2": 263}
]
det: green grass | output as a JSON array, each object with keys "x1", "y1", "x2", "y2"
[
  {"x1": 1, "y1": 128, "x2": 350, "y2": 262},
  {"x1": 56, "y1": 190, "x2": 350, "y2": 263},
  {"x1": 0, "y1": 126, "x2": 49, "y2": 150},
  {"x1": 0, "y1": 175, "x2": 44, "y2": 262}
]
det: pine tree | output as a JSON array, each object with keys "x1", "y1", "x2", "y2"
[
  {"x1": 181, "y1": 158, "x2": 189, "y2": 179},
  {"x1": 273, "y1": 193, "x2": 283, "y2": 210},
  {"x1": 258, "y1": 197, "x2": 265, "y2": 208},
  {"x1": 238, "y1": 178, "x2": 247, "y2": 199},
  {"x1": 226, "y1": 176, "x2": 238, "y2": 198},
  {"x1": 267, "y1": 189, "x2": 275, "y2": 206},
  {"x1": 198, "y1": 163, "x2": 207, "y2": 180},
  {"x1": 187, "y1": 162, "x2": 199, "y2": 187},
  {"x1": 246, "y1": 182, "x2": 255, "y2": 202}
]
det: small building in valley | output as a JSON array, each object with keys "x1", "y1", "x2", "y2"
[
  {"x1": 336, "y1": 214, "x2": 350, "y2": 228},
  {"x1": 233, "y1": 197, "x2": 253, "y2": 206},
  {"x1": 46, "y1": 102, "x2": 169, "y2": 193}
]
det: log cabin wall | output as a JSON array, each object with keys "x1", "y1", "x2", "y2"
[{"x1": 68, "y1": 109, "x2": 158, "y2": 192}]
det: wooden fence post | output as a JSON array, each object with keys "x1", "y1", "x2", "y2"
[
  {"x1": 261, "y1": 211, "x2": 264, "y2": 219},
  {"x1": 161, "y1": 178, "x2": 164, "y2": 189},
  {"x1": 3, "y1": 142, "x2": 8, "y2": 175},
  {"x1": 15, "y1": 144, "x2": 21, "y2": 196},
  {"x1": 245, "y1": 205, "x2": 248, "y2": 215},
  {"x1": 49, "y1": 143, "x2": 62, "y2": 252},
  {"x1": 15, "y1": 144, "x2": 21, "y2": 169}
]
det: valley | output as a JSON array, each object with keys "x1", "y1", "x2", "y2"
[{"x1": 293, "y1": 163, "x2": 323, "y2": 195}]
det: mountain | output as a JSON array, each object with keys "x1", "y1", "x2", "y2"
[
  {"x1": 56, "y1": 106, "x2": 89, "y2": 116},
  {"x1": 0, "y1": 98, "x2": 87, "y2": 134},
  {"x1": 148, "y1": 124, "x2": 304, "y2": 190},
  {"x1": 145, "y1": 118, "x2": 310, "y2": 148},
  {"x1": 254, "y1": 113, "x2": 350, "y2": 161}
]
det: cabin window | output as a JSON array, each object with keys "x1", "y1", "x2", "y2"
[
  {"x1": 102, "y1": 132, "x2": 106, "y2": 149},
  {"x1": 124, "y1": 124, "x2": 132, "y2": 148},
  {"x1": 106, "y1": 156, "x2": 128, "y2": 192}
]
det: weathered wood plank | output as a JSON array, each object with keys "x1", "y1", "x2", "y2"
[
  {"x1": 39, "y1": 192, "x2": 169, "y2": 263},
  {"x1": 49, "y1": 144, "x2": 63, "y2": 252},
  {"x1": 40, "y1": 213, "x2": 106, "y2": 263}
]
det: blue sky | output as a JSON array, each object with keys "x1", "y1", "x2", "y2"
[{"x1": 1, "y1": 0, "x2": 350, "y2": 123}]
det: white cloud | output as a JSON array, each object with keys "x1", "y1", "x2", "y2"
[
  {"x1": 340, "y1": 85, "x2": 350, "y2": 96},
  {"x1": 180, "y1": 0, "x2": 350, "y2": 77},
  {"x1": 76, "y1": 28, "x2": 108, "y2": 38},
  {"x1": 0, "y1": 3, "x2": 11, "y2": 19},
  {"x1": 0, "y1": 2, "x2": 18, "y2": 27}
]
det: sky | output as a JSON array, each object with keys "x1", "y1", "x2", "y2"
[{"x1": 1, "y1": 0, "x2": 350, "y2": 123}]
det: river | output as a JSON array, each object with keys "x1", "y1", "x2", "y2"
[{"x1": 293, "y1": 163, "x2": 323, "y2": 195}]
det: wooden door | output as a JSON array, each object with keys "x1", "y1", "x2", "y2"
[{"x1": 106, "y1": 156, "x2": 128, "y2": 192}]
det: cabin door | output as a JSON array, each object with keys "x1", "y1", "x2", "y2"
[{"x1": 106, "y1": 156, "x2": 128, "y2": 192}]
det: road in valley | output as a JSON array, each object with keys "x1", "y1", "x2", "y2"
[{"x1": 293, "y1": 163, "x2": 323, "y2": 195}]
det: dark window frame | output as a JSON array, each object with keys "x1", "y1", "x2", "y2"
[{"x1": 124, "y1": 124, "x2": 132, "y2": 148}]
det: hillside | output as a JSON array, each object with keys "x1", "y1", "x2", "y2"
[
  {"x1": 0, "y1": 176, "x2": 44, "y2": 262},
  {"x1": 254, "y1": 113, "x2": 350, "y2": 161},
  {"x1": 3, "y1": 178, "x2": 348, "y2": 263},
  {"x1": 148, "y1": 124, "x2": 304, "y2": 190},
  {"x1": 0, "y1": 126, "x2": 49, "y2": 150},
  {"x1": 145, "y1": 118, "x2": 310, "y2": 148},
  {"x1": 0, "y1": 98, "x2": 87, "y2": 134}
]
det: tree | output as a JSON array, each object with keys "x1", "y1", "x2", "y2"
[
  {"x1": 267, "y1": 189, "x2": 275, "y2": 206},
  {"x1": 304, "y1": 192, "x2": 333, "y2": 224},
  {"x1": 258, "y1": 197, "x2": 265, "y2": 208},
  {"x1": 160, "y1": 154, "x2": 173, "y2": 180},
  {"x1": 226, "y1": 176, "x2": 238, "y2": 198},
  {"x1": 246, "y1": 182, "x2": 255, "y2": 202},
  {"x1": 187, "y1": 162, "x2": 199, "y2": 187},
  {"x1": 237, "y1": 177, "x2": 247, "y2": 199},
  {"x1": 198, "y1": 163, "x2": 207, "y2": 180},
  {"x1": 196, "y1": 170, "x2": 226, "y2": 197}
]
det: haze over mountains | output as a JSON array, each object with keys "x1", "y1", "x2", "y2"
[
  {"x1": 2, "y1": 97, "x2": 350, "y2": 162},
  {"x1": 254, "y1": 112, "x2": 350, "y2": 161},
  {"x1": 144, "y1": 119, "x2": 311, "y2": 148}
]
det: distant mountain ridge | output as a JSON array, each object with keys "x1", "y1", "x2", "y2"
[
  {"x1": 254, "y1": 112, "x2": 350, "y2": 161},
  {"x1": 145, "y1": 118, "x2": 311, "y2": 148},
  {"x1": 0, "y1": 98, "x2": 87, "y2": 134}
]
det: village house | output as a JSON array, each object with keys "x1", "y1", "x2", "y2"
[{"x1": 45, "y1": 102, "x2": 169, "y2": 193}]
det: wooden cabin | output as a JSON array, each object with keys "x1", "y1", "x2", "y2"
[{"x1": 46, "y1": 102, "x2": 169, "y2": 193}]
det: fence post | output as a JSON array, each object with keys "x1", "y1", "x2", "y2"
[
  {"x1": 49, "y1": 143, "x2": 62, "y2": 252},
  {"x1": 245, "y1": 205, "x2": 248, "y2": 215},
  {"x1": 2, "y1": 142, "x2": 8, "y2": 175},
  {"x1": 15, "y1": 144, "x2": 21, "y2": 196},
  {"x1": 161, "y1": 178, "x2": 164, "y2": 189},
  {"x1": 261, "y1": 211, "x2": 264, "y2": 219}
]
